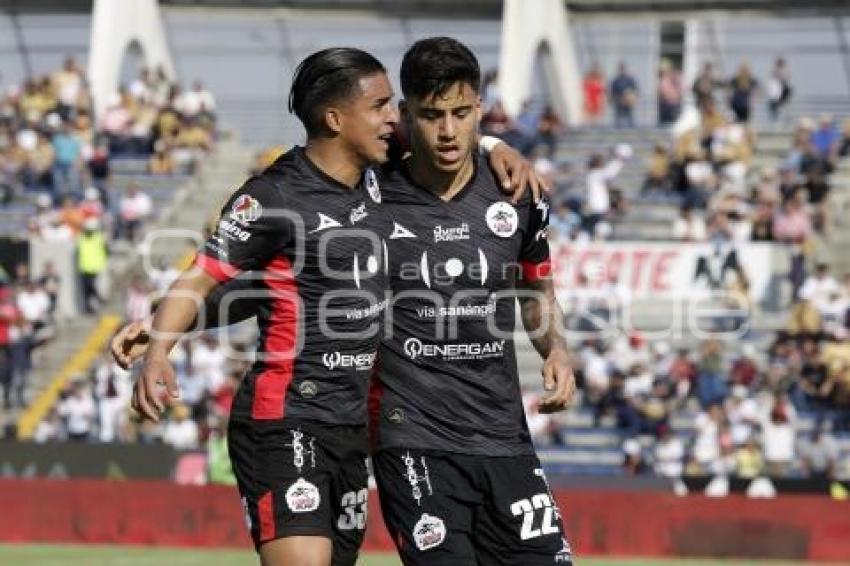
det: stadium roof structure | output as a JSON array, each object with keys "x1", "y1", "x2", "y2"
[
  {"x1": 159, "y1": 0, "x2": 850, "y2": 12},
  {"x1": 2, "y1": 0, "x2": 848, "y2": 16},
  {"x1": 0, "y1": 0, "x2": 505, "y2": 17}
]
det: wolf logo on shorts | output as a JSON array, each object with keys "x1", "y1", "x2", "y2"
[
  {"x1": 413, "y1": 513, "x2": 447, "y2": 551},
  {"x1": 286, "y1": 478, "x2": 321, "y2": 513}
]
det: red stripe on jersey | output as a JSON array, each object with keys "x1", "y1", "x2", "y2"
[
  {"x1": 194, "y1": 252, "x2": 243, "y2": 283},
  {"x1": 520, "y1": 258, "x2": 552, "y2": 283},
  {"x1": 367, "y1": 360, "x2": 383, "y2": 452},
  {"x1": 252, "y1": 256, "x2": 298, "y2": 420},
  {"x1": 257, "y1": 491, "x2": 275, "y2": 542}
]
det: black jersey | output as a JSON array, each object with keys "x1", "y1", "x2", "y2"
[
  {"x1": 195, "y1": 147, "x2": 392, "y2": 425},
  {"x1": 371, "y1": 155, "x2": 552, "y2": 456}
]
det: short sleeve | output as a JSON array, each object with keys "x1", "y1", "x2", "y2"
[
  {"x1": 519, "y1": 197, "x2": 552, "y2": 283},
  {"x1": 195, "y1": 177, "x2": 292, "y2": 282}
]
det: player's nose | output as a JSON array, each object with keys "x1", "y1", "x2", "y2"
[
  {"x1": 440, "y1": 116, "x2": 456, "y2": 137},
  {"x1": 386, "y1": 104, "x2": 400, "y2": 125}
]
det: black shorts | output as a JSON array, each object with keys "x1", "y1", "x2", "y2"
[
  {"x1": 228, "y1": 418, "x2": 369, "y2": 566},
  {"x1": 372, "y1": 448, "x2": 573, "y2": 566}
]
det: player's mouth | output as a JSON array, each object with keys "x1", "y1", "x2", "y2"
[
  {"x1": 435, "y1": 144, "x2": 460, "y2": 163},
  {"x1": 377, "y1": 132, "x2": 393, "y2": 150}
]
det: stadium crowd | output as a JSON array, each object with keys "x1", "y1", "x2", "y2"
[
  {"x1": 31, "y1": 303, "x2": 244, "y2": 485},
  {"x1": 1, "y1": 57, "x2": 216, "y2": 243},
  {"x1": 499, "y1": 56, "x2": 832, "y2": 248},
  {"x1": 28, "y1": 225, "x2": 235, "y2": 454},
  {"x1": 0, "y1": 56, "x2": 218, "y2": 414},
  {"x1": 0, "y1": 262, "x2": 58, "y2": 410},
  {"x1": 0, "y1": 57, "x2": 216, "y2": 202},
  {"x1": 35, "y1": 332, "x2": 243, "y2": 451},
  {"x1": 491, "y1": 56, "x2": 850, "y2": 483},
  {"x1": 544, "y1": 319, "x2": 850, "y2": 481}
]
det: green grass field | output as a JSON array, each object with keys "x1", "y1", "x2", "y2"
[{"x1": 0, "y1": 544, "x2": 826, "y2": 565}]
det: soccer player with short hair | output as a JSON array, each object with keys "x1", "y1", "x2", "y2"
[
  {"x1": 133, "y1": 48, "x2": 398, "y2": 566},
  {"x1": 369, "y1": 36, "x2": 575, "y2": 565}
]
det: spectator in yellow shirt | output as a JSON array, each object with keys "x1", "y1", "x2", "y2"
[{"x1": 735, "y1": 436, "x2": 764, "y2": 478}]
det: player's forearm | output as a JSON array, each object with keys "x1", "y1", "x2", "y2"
[
  {"x1": 146, "y1": 282, "x2": 257, "y2": 333},
  {"x1": 146, "y1": 269, "x2": 220, "y2": 357},
  {"x1": 519, "y1": 278, "x2": 568, "y2": 359}
]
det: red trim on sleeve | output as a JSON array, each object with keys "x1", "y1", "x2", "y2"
[
  {"x1": 252, "y1": 256, "x2": 298, "y2": 420},
  {"x1": 194, "y1": 253, "x2": 242, "y2": 283},
  {"x1": 257, "y1": 491, "x2": 275, "y2": 542},
  {"x1": 520, "y1": 258, "x2": 552, "y2": 283}
]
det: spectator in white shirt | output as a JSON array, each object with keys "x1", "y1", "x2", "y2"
[
  {"x1": 33, "y1": 407, "x2": 64, "y2": 443},
  {"x1": 59, "y1": 379, "x2": 96, "y2": 441},
  {"x1": 100, "y1": 94, "x2": 131, "y2": 137},
  {"x1": 118, "y1": 181, "x2": 153, "y2": 242},
  {"x1": 93, "y1": 357, "x2": 132, "y2": 442},
  {"x1": 177, "y1": 80, "x2": 216, "y2": 118},
  {"x1": 14, "y1": 280, "x2": 52, "y2": 381},
  {"x1": 611, "y1": 333, "x2": 651, "y2": 375},
  {"x1": 725, "y1": 385, "x2": 760, "y2": 446},
  {"x1": 150, "y1": 258, "x2": 180, "y2": 294},
  {"x1": 692, "y1": 404, "x2": 724, "y2": 474},
  {"x1": 582, "y1": 340, "x2": 612, "y2": 400},
  {"x1": 820, "y1": 290, "x2": 848, "y2": 338},
  {"x1": 761, "y1": 393, "x2": 796, "y2": 477},
  {"x1": 623, "y1": 363, "x2": 654, "y2": 399},
  {"x1": 799, "y1": 263, "x2": 840, "y2": 316},
  {"x1": 129, "y1": 67, "x2": 154, "y2": 103},
  {"x1": 766, "y1": 57, "x2": 791, "y2": 121},
  {"x1": 125, "y1": 277, "x2": 153, "y2": 323},
  {"x1": 600, "y1": 272, "x2": 631, "y2": 326},
  {"x1": 583, "y1": 151, "x2": 625, "y2": 238},
  {"x1": 53, "y1": 57, "x2": 84, "y2": 119},
  {"x1": 163, "y1": 403, "x2": 199, "y2": 450},
  {"x1": 651, "y1": 341, "x2": 674, "y2": 379},
  {"x1": 654, "y1": 424, "x2": 685, "y2": 478},
  {"x1": 16, "y1": 279, "x2": 50, "y2": 328},
  {"x1": 191, "y1": 334, "x2": 227, "y2": 394},
  {"x1": 39, "y1": 217, "x2": 75, "y2": 242}
]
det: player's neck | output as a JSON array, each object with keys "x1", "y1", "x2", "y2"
[
  {"x1": 304, "y1": 140, "x2": 363, "y2": 189},
  {"x1": 407, "y1": 151, "x2": 475, "y2": 201}
]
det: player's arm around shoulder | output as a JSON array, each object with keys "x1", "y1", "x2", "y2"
[{"x1": 479, "y1": 135, "x2": 549, "y2": 203}]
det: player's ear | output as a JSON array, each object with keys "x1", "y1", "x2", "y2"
[{"x1": 324, "y1": 106, "x2": 344, "y2": 135}]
